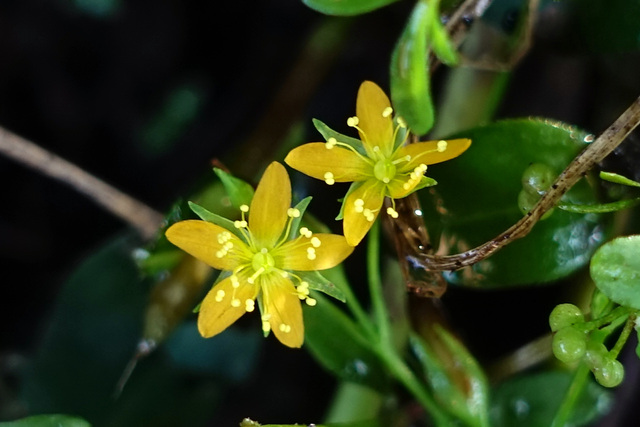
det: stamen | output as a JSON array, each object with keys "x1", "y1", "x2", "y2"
[
  {"x1": 307, "y1": 247, "x2": 317, "y2": 260},
  {"x1": 324, "y1": 172, "x2": 335, "y2": 185},
  {"x1": 397, "y1": 117, "x2": 407, "y2": 128},
  {"x1": 215, "y1": 289, "x2": 225, "y2": 302},
  {"x1": 245, "y1": 299, "x2": 255, "y2": 312},
  {"x1": 363, "y1": 209, "x2": 375, "y2": 222},
  {"x1": 310, "y1": 237, "x2": 321, "y2": 247},
  {"x1": 230, "y1": 275, "x2": 240, "y2": 288},
  {"x1": 306, "y1": 298, "x2": 317, "y2": 306},
  {"x1": 347, "y1": 116, "x2": 359, "y2": 127},
  {"x1": 231, "y1": 298, "x2": 241, "y2": 308},
  {"x1": 387, "y1": 207, "x2": 399, "y2": 218},
  {"x1": 354, "y1": 198, "x2": 365, "y2": 213},
  {"x1": 437, "y1": 140, "x2": 448, "y2": 152},
  {"x1": 325, "y1": 137, "x2": 337, "y2": 149},
  {"x1": 240, "y1": 204, "x2": 249, "y2": 213},
  {"x1": 382, "y1": 107, "x2": 393, "y2": 118},
  {"x1": 262, "y1": 321, "x2": 271, "y2": 333},
  {"x1": 279, "y1": 324, "x2": 292, "y2": 333},
  {"x1": 299, "y1": 227, "x2": 313, "y2": 238},
  {"x1": 216, "y1": 249, "x2": 226, "y2": 258},
  {"x1": 234, "y1": 220, "x2": 247, "y2": 229},
  {"x1": 287, "y1": 208, "x2": 300, "y2": 218},
  {"x1": 247, "y1": 267, "x2": 265, "y2": 284}
]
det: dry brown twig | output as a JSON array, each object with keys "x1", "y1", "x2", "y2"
[{"x1": 0, "y1": 126, "x2": 163, "y2": 239}]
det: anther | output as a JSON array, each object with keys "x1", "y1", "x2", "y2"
[
  {"x1": 347, "y1": 116, "x2": 360, "y2": 127},
  {"x1": 324, "y1": 172, "x2": 335, "y2": 185},
  {"x1": 231, "y1": 298, "x2": 241, "y2": 308},
  {"x1": 240, "y1": 204, "x2": 249, "y2": 213},
  {"x1": 306, "y1": 298, "x2": 317, "y2": 307},
  {"x1": 437, "y1": 140, "x2": 448, "y2": 152},
  {"x1": 354, "y1": 198, "x2": 365, "y2": 213},
  {"x1": 300, "y1": 227, "x2": 313, "y2": 238},
  {"x1": 215, "y1": 289, "x2": 225, "y2": 302},
  {"x1": 307, "y1": 247, "x2": 316, "y2": 260},
  {"x1": 287, "y1": 208, "x2": 300, "y2": 218},
  {"x1": 310, "y1": 237, "x2": 321, "y2": 247},
  {"x1": 382, "y1": 107, "x2": 393, "y2": 118},
  {"x1": 279, "y1": 324, "x2": 292, "y2": 333},
  {"x1": 234, "y1": 220, "x2": 247, "y2": 229},
  {"x1": 325, "y1": 137, "x2": 337, "y2": 149},
  {"x1": 245, "y1": 299, "x2": 255, "y2": 312},
  {"x1": 230, "y1": 275, "x2": 239, "y2": 288},
  {"x1": 397, "y1": 117, "x2": 407, "y2": 128},
  {"x1": 387, "y1": 207, "x2": 399, "y2": 218}
]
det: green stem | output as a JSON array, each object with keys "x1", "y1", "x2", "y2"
[
  {"x1": 367, "y1": 219, "x2": 391, "y2": 343},
  {"x1": 551, "y1": 362, "x2": 591, "y2": 427},
  {"x1": 581, "y1": 306, "x2": 632, "y2": 332},
  {"x1": 610, "y1": 313, "x2": 637, "y2": 359},
  {"x1": 331, "y1": 265, "x2": 378, "y2": 341}
]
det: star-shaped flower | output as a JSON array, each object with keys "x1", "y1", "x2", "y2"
[
  {"x1": 285, "y1": 81, "x2": 471, "y2": 246},
  {"x1": 165, "y1": 162, "x2": 354, "y2": 348}
]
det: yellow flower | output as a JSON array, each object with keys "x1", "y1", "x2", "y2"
[
  {"x1": 285, "y1": 81, "x2": 471, "y2": 246},
  {"x1": 165, "y1": 162, "x2": 354, "y2": 348}
]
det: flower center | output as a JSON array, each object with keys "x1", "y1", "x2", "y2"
[
  {"x1": 252, "y1": 248, "x2": 275, "y2": 274},
  {"x1": 373, "y1": 159, "x2": 396, "y2": 184}
]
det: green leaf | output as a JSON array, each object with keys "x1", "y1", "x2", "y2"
[
  {"x1": 491, "y1": 370, "x2": 611, "y2": 427},
  {"x1": 600, "y1": 171, "x2": 640, "y2": 188},
  {"x1": 304, "y1": 267, "x2": 388, "y2": 390},
  {"x1": 390, "y1": 0, "x2": 434, "y2": 135},
  {"x1": 419, "y1": 118, "x2": 609, "y2": 287},
  {"x1": 410, "y1": 330, "x2": 489, "y2": 427},
  {"x1": 430, "y1": 13, "x2": 458, "y2": 66},
  {"x1": 558, "y1": 198, "x2": 640, "y2": 214},
  {"x1": 0, "y1": 414, "x2": 91, "y2": 427},
  {"x1": 301, "y1": 0, "x2": 399, "y2": 16},
  {"x1": 213, "y1": 168, "x2": 255, "y2": 209},
  {"x1": 188, "y1": 201, "x2": 243, "y2": 240},
  {"x1": 313, "y1": 118, "x2": 366, "y2": 155},
  {"x1": 298, "y1": 270, "x2": 347, "y2": 302},
  {"x1": 590, "y1": 235, "x2": 640, "y2": 310}
]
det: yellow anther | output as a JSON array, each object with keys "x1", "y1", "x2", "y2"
[
  {"x1": 300, "y1": 227, "x2": 312, "y2": 238},
  {"x1": 230, "y1": 275, "x2": 239, "y2": 288},
  {"x1": 397, "y1": 117, "x2": 407, "y2": 128},
  {"x1": 215, "y1": 289, "x2": 226, "y2": 302},
  {"x1": 245, "y1": 299, "x2": 255, "y2": 312},
  {"x1": 216, "y1": 250, "x2": 226, "y2": 258},
  {"x1": 234, "y1": 220, "x2": 247, "y2": 229},
  {"x1": 354, "y1": 198, "x2": 365, "y2": 213},
  {"x1": 306, "y1": 298, "x2": 317, "y2": 307},
  {"x1": 324, "y1": 172, "x2": 335, "y2": 185},
  {"x1": 262, "y1": 321, "x2": 271, "y2": 333},
  {"x1": 310, "y1": 236, "x2": 321, "y2": 247},
  {"x1": 347, "y1": 116, "x2": 359, "y2": 127},
  {"x1": 437, "y1": 140, "x2": 448, "y2": 152},
  {"x1": 387, "y1": 207, "x2": 399, "y2": 218},
  {"x1": 231, "y1": 298, "x2": 241, "y2": 308},
  {"x1": 403, "y1": 182, "x2": 411, "y2": 190},
  {"x1": 240, "y1": 204, "x2": 249, "y2": 213},
  {"x1": 279, "y1": 324, "x2": 292, "y2": 333},
  {"x1": 306, "y1": 247, "x2": 317, "y2": 260},
  {"x1": 382, "y1": 106, "x2": 393, "y2": 118},
  {"x1": 261, "y1": 313, "x2": 271, "y2": 321},
  {"x1": 224, "y1": 241, "x2": 234, "y2": 250},
  {"x1": 287, "y1": 208, "x2": 300, "y2": 218},
  {"x1": 325, "y1": 137, "x2": 337, "y2": 149},
  {"x1": 363, "y1": 209, "x2": 375, "y2": 222}
]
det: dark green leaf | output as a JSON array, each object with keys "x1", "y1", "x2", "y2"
[
  {"x1": 491, "y1": 370, "x2": 611, "y2": 427},
  {"x1": 419, "y1": 118, "x2": 609, "y2": 287},
  {"x1": 0, "y1": 414, "x2": 91, "y2": 427},
  {"x1": 600, "y1": 171, "x2": 640, "y2": 188},
  {"x1": 214, "y1": 168, "x2": 255, "y2": 209},
  {"x1": 390, "y1": 0, "x2": 434, "y2": 135},
  {"x1": 301, "y1": 0, "x2": 399, "y2": 16},
  {"x1": 590, "y1": 235, "x2": 640, "y2": 309}
]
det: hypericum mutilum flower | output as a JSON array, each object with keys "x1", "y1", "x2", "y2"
[
  {"x1": 285, "y1": 81, "x2": 471, "y2": 246},
  {"x1": 165, "y1": 162, "x2": 354, "y2": 348}
]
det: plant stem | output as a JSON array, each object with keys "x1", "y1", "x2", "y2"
[
  {"x1": 367, "y1": 220, "x2": 391, "y2": 343},
  {"x1": 610, "y1": 313, "x2": 637, "y2": 359},
  {"x1": 551, "y1": 363, "x2": 591, "y2": 427}
]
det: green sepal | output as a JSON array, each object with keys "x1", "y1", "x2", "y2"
[
  {"x1": 313, "y1": 118, "x2": 366, "y2": 155},
  {"x1": 590, "y1": 235, "x2": 640, "y2": 310},
  {"x1": 410, "y1": 175, "x2": 438, "y2": 194},
  {"x1": 336, "y1": 181, "x2": 363, "y2": 220},
  {"x1": 288, "y1": 197, "x2": 313, "y2": 240},
  {"x1": 301, "y1": 0, "x2": 399, "y2": 16},
  {"x1": 600, "y1": 171, "x2": 640, "y2": 188},
  {"x1": 298, "y1": 270, "x2": 347, "y2": 302},
  {"x1": 213, "y1": 168, "x2": 255, "y2": 209},
  {"x1": 558, "y1": 198, "x2": 640, "y2": 214},
  {"x1": 390, "y1": 0, "x2": 435, "y2": 135},
  {"x1": 188, "y1": 201, "x2": 244, "y2": 241},
  {"x1": 0, "y1": 414, "x2": 92, "y2": 427}
]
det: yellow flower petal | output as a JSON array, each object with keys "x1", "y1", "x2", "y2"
[
  {"x1": 285, "y1": 143, "x2": 372, "y2": 182},
  {"x1": 262, "y1": 276, "x2": 304, "y2": 348},
  {"x1": 356, "y1": 81, "x2": 394, "y2": 155},
  {"x1": 166, "y1": 220, "x2": 248, "y2": 271},
  {"x1": 249, "y1": 162, "x2": 291, "y2": 248},
  {"x1": 397, "y1": 138, "x2": 472, "y2": 172},
  {"x1": 197, "y1": 274, "x2": 260, "y2": 338},
  {"x1": 343, "y1": 180, "x2": 386, "y2": 246},
  {"x1": 276, "y1": 234, "x2": 354, "y2": 271}
]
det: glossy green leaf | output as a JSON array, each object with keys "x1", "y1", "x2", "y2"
[
  {"x1": 214, "y1": 168, "x2": 255, "y2": 209},
  {"x1": 299, "y1": 270, "x2": 347, "y2": 302},
  {"x1": 419, "y1": 118, "x2": 608, "y2": 287},
  {"x1": 301, "y1": 0, "x2": 399, "y2": 16},
  {"x1": 188, "y1": 201, "x2": 243, "y2": 239},
  {"x1": 491, "y1": 370, "x2": 611, "y2": 427},
  {"x1": 558, "y1": 198, "x2": 640, "y2": 213},
  {"x1": 313, "y1": 118, "x2": 366, "y2": 155},
  {"x1": 590, "y1": 235, "x2": 640, "y2": 309},
  {"x1": 303, "y1": 269, "x2": 388, "y2": 390},
  {"x1": 390, "y1": 0, "x2": 434, "y2": 135},
  {"x1": 0, "y1": 414, "x2": 91, "y2": 427}
]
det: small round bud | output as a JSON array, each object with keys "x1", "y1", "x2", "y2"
[
  {"x1": 594, "y1": 358, "x2": 624, "y2": 388},
  {"x1": 552, "y1": 327, "x2": 587, "y2": 364},
  {"x1": 585, "y1": 342, "x2": 608, "y2": 370},
  {"x1": 522, "y1": 163, "x2": 556, "y2": 195},
  {"x1": 549, "y1": 303, "x2": 584, "y2": 332}
]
